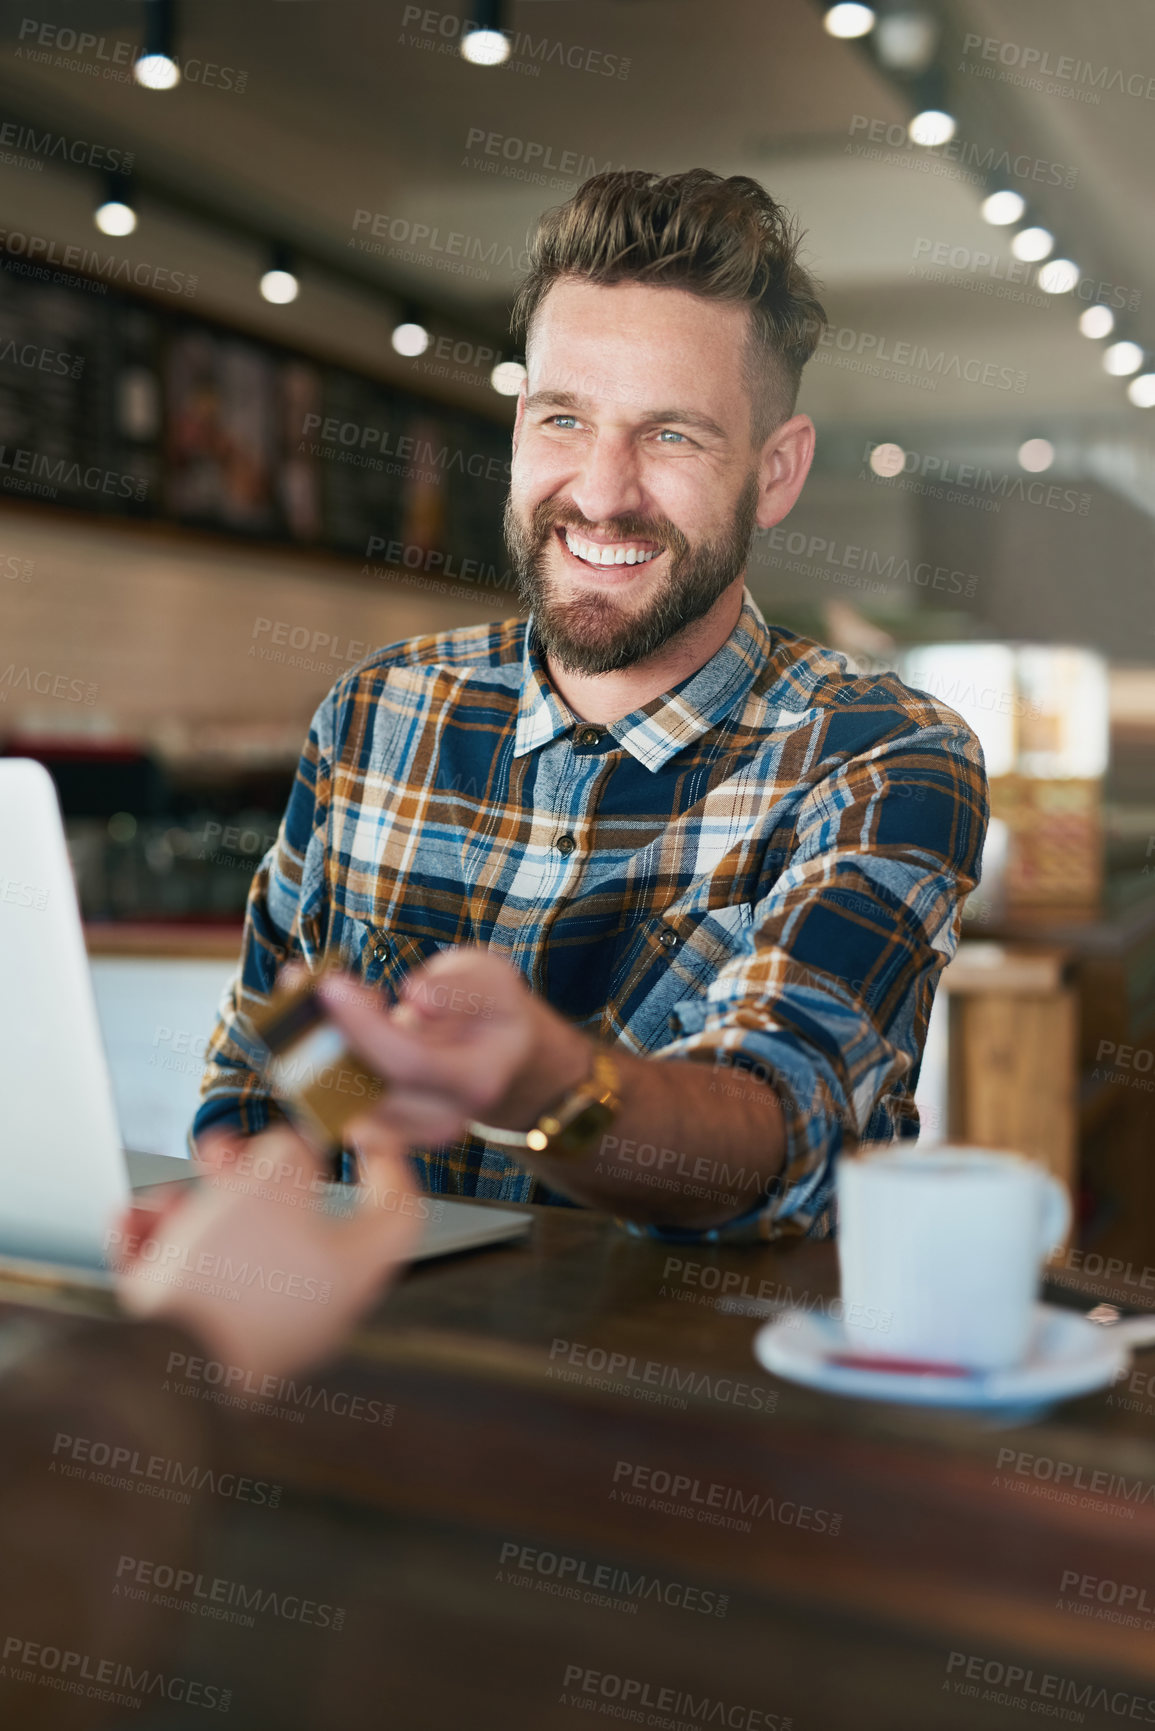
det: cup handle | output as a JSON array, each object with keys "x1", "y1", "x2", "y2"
[{"x1": 1038, "y1": 1172, "x2": 1071, "y2": 1262}]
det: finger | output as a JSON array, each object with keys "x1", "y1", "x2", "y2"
[
  {"x1": 327, "y1": 1131, "x2": 425, "y2": 1260},
  {"x1": 194, "y1": 1126, "x2": 248, "y2": 1174},
  {"x1": 110, "y1": 1189, "x2": 193, "y2": 1270},
  {"x1": 317, "y1": 973, "x2": 470, "y2": 1086},
  {"x1": 217, "y1": 1123, "x2": 328, "y2": 1203},
  {"x1": 345, "y1": 1122, "x2": 423, "y2": 1210}
]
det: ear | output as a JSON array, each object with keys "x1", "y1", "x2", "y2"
[{"x1": 753, "y1": 414, "x2": 816, "y2": 530}]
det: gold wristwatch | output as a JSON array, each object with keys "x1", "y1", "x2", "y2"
[{"x1": 467, "y1": 1046, "x2": 621, "y2": 1159}]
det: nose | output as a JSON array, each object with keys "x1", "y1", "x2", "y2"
[{"x1": 568, "y1": 432, "x2": 645, "y2": 526}]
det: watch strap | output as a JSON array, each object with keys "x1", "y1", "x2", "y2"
[{"x1": 467, "y1": 1046, "x2": 621, "y2": 1159}]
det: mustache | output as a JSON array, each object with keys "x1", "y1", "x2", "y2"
[{"x1": 527, "y1": 498, "x2": 689, "y2": 557}]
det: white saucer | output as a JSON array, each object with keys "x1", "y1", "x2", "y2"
[{"x1": 753, "y1": 1303, "x2": 1129, "y2": 1410}]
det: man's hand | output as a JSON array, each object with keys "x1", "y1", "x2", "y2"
[
  {"x1": 317, "y1": 947, "x2": 592, "y2": 1147},
  {"x1": 113, "y1": 1123, "x2": 422, "y2": 1379},
  {"x1": 317, "y1": 946, "x2": 786, "y2": 1231}
]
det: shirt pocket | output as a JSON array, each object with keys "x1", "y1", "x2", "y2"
[
  {"x1": 605, "y1": 899, "x2": 755, "y2": 1049},
  {"x1": 341, "y1": 916, "x2": 448, "y2": 1002}
]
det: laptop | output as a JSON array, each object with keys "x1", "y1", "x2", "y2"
[{"x1": 0, "y1": 759, "x2": 532, "y2": 1282}]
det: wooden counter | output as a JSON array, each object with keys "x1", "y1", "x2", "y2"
[{"x1": 7, "y1": 1205, "x2": 1149, "y2": 1729}]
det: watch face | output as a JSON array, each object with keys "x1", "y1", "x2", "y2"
[{"x1": 556, "y1": 1099, "x2": 617, "y2": 1155}]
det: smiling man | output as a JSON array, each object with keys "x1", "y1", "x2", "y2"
[{"x1": 193, "y1": 169, "x2": 988, "y2": 1240}]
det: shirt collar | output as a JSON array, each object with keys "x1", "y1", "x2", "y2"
[{"x1": 513, "y1": 588, "x2": 774, "y2": 772}]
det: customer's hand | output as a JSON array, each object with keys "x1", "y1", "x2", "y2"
[
  {"x1": 112, "y1": 1122, "x2": 422, "y2": 1379},
  {"x1": 313, "y1": 947, "x2": 592, "y2": 1147}
]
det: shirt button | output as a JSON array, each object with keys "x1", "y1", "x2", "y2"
[
  {"x1": 659, "y1": 929, "x2": 678, "y2": 949},
  {"x1": 373, "y1": 941, "x2": 389, "y2": 961},
  {"x1": 577, "y1": 726, "x2": 603, "y2": 746},
  {"x1": 555, "y1": 833, "x2": 577, "y2": 855}
]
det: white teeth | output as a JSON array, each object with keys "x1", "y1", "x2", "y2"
[{"x1": 563, "y1": 529, "x2": 660, "y2": 567}]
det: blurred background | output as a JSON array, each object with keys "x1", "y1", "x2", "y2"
[{"x1": 1, "y1": 0, "x2": 1152, "y2": 1257}]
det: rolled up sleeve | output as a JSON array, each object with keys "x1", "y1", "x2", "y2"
[
  {"x1": 191, "y1": 698, "x2": 335, "y2": 1144},
  {"x1": 648, "y1": 705, "x2": 988, "y2": 1242}
]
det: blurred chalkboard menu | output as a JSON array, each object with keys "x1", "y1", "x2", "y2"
[{"x1": 0, "y1": 257, "x2": 511, "y2": 576}]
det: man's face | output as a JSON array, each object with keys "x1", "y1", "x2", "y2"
[{"x1": 506, "y1": 279, "x2": 764, "y2": 676}]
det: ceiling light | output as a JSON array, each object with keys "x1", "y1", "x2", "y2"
[
  {"x1": 981, "y1": 190, "x2": 1025, "y2": 226},
  {"x1": 461, "y1": 28, "x2": 509, "y2": 64},
  {"x1": 823, "y1": 3, "x2": 876, "y2": 39},
  {"x1": 259, "y1": 245, "x2": 298, "y2": 304},
  {"x1": 1011, "y1": 226, "x2": 1054, "y2": 262},
  {"x1": 1127, "y1": 373, "x2": 1155, "y2": 408},
  {"x1": 1103, "y1": 340, "x2": 1144, "y2": 377},
  {"x1": 490, "y1": 360, "x2": 526, "y2": 396},
  {"x1": 392, "y1": 321, "x2": 430, "y2": 358},
  {"x1": 135, "y1": 50, "x2": 179, "y2": 88},
  {"x1": 1037, "y1": 259, "x2": 1079, "y2": 295},
  {"x1": 94, "y1": 195, "x2": 136, "y2": 236},
  {"x1": 874, "y1": 11, "x2": 937, "y2": 72},
  {"x1": 134, "y1": 0, "x2": 180, "y2": 88},
  {"x1": 1017, "y1": 439, "x2": 1054, "y2": 473},
  {"x1": 260, "y1": 269, "x2": 298, "y2": 305},
  {"x1": 461, "y1": 0, "x2": 510, "y2": 64},
  {"x1": 908, "y1": 109, "x2": 956, "y2": 147},
  {"x1": 1078, "y1": 305, "x2": 1115, "y2": 339},
  {"x1": 868, "y1": 442, "x2": 906, "y2": 477}
]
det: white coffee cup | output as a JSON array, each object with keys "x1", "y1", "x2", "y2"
[{"x1": 837, "y1": 1145, "x2": 1071, "y2": 1372}]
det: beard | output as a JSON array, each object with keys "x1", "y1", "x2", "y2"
[{"x1": 503, "y1": 473, "x2": 759, "y2": 676}]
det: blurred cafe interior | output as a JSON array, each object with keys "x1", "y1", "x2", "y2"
[{"x1": 2, "y1": 0, "x2": 1155, "y2": 1726}]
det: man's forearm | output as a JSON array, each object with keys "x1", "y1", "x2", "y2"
[{"x1": 522, "y1": 1046, "x2": 787, "y2": 1230}]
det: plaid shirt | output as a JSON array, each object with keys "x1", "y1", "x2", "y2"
[{"x1": 194, "y1": 589, "x2": 988, "y2": 1240}]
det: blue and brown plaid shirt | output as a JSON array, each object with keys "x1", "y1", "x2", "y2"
[{"x1": 193, "y1": 589, "x2": 988, "y2": 1240}]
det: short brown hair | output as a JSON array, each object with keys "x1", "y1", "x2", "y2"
[{"x1": 511, "y1": 168, "x2": 827, "y2": 442}]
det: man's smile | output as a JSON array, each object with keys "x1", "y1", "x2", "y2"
[{"x1": 554, "y1": 524, "x2": 666, "y2": 582}]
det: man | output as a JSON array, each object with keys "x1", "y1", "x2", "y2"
[{"x1": 194, "y1": 168, "x2": 988, "y2": 1240}]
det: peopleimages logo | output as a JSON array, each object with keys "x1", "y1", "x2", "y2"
[
  {"x1": 559, "y1": 1665, "x2": 789, "y2": 1728},
  {"x1": 496, "y1": 1541, "x2": 728, "y2": 1618},
  {"x1": 349, "y1": 207, "x2": 530, "y2": 280},
  {"x1": 15, "y1": 18, "x2": 248, "y2": 92},
  {"x1": 848, "y1": 113, "x2": 1079, "y2": 184},
  {"x1": 163, "y1": 1350, "x2": 397, "y2": 1427},
  {"x1": 1, "y1": 1637, "x2": 230, "y2": 1714},
  {"x1": 298, "y1": 412, "x2": 510, "y2": 486},
  {"x1": 0, "y1": 120, "x2": 132, "y2": 173},
  {"x1": 611, "y1": 1458, "x2": 842, "y2": 1538},
  {"x1": 1056, "y1": 1568, "x2": 1155, "y2": 1632},
  {"x1": 862, "y1": 439, "x2": 1092, "y2": 516},
  {"x1": 0, "y1": 336, "x2": 85, "y2": 377},
  {"x1": 945, "y1": 1651, "x2": 1155, "y2": 1719},
  {"x1": 959, "y1": 33, "x2": 1155, "y2": 103},
  {"x1": 0, "y1": 229, "x2": 196, "y2": 295},
  {"x1": 461, "y1": 126, "x2": 630, "y2": 189},
  {"x1": 757, "y1": 525, "x2": 979, "y2": 594},
  {"x1": 548, "y1": 1338, "x2": 777, "y2": 1414},
  {"x1": 911, "y1": 237, "x2": 1140, "y2": 312},
  {"x1": 993, "y1": 1446, "x2": 1155, "y2": 1518},
  {"x1": 807, "y1": 319, "x2": 1027, "y2": 393},
  {"x1": 115, "y1": 1554, "x2": 345, "y2": 1632},
  {"x1": 50, "y1": 1431, "x2": 282, "y2": 1509},
  {"x1": 363, "y1": 536, "x2": 517, "y2": 595},
  {"x1": 399, "y1": 6, "x2": 632, "y2": 80}
]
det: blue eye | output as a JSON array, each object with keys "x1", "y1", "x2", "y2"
[
  {"x1": 549, "y1": 415, "x2": 578, "y2": 430},
  {"x1": 656, "y1": 429, "x2": 686, "y2": 443}
]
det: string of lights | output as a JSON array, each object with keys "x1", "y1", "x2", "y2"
[
  {"x1": 54, "y1": 0, "x2": 529, "y2": 396},
  {"x1": 818, "y1": 1, "x2": 1155, "y2": 409}
]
